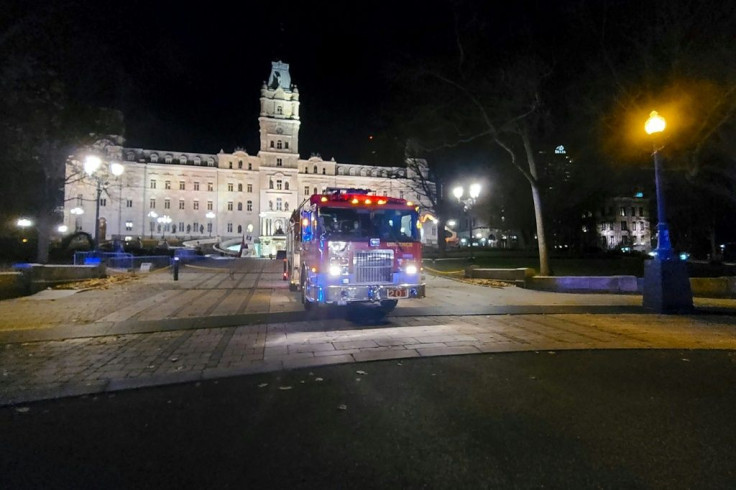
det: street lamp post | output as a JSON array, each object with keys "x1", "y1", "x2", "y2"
[
  {"x1": 148, "y1": 211, "x2": 158, "y2": 239},
  {"x1": 206, "y1": 212, "x2": 215, "y2": 237},
  {"x1": 453, "y1": 183, "x2": 481, "y2": 244},
  {"x1": 158, "y1": 215, "x2": 172, "y2": 240},
  {"x1": 642, "y1": 111, "x2": 693, "y2": 313},
  {"x1": 84, "y1": 155, "x2": 124, "y2": 250}
]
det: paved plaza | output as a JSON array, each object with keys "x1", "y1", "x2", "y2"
[{"x1": 1, "y1": 258, "x2": 736, "y2": 406}]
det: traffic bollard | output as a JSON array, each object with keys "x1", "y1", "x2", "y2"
[{"x1": 173, "y1": 257, "x2": 180, "y2": 281}]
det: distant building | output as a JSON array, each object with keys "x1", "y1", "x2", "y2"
[
  {"x1": 64, "y1": 61, "x2": 436, "y2": 256},
  {"x1": 596, "y1": 195, "x2": 652, "y2": 252}
]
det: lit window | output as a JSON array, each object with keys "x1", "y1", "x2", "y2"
[{"x1": 125, "y1": 221, "x2": 133, "y2": 231}]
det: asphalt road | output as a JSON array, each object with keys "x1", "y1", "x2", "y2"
[{"x1": 3, "y1": 349, "x2": 736, "y2": 489}]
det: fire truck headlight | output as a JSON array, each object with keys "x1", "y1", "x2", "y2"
[
  {"x1": 328, "y1": 241, "x2": 348, "y2": 253},
  {"x1": 329, "y1": 264, "x2": 342, "y2": 276},
  {"x1": 405, "y1": 264, "x2": 418, "y2": 275}
]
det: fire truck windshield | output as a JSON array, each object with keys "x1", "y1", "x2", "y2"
[{"x1": 318, "y1": 207, "x2": 420, "y2": 242}]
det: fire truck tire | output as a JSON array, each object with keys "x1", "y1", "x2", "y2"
[
  {"x1": 379, "y1": 300, "x2": 398, "y2": 312},
  {"x1": 301, "y1": 270, "x2": 313, "y2": 311}
]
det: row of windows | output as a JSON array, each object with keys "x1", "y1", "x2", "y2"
[
  {"x1": 150, "y1": 180, "x2": 255, "y2": 193},
  {"x1": 602, "y1": 206, "x2": 645, "y2": 217},
  {"x1": 127, "y1": 153, "x2": 216, "y2": 166},
  {"x1": 600, "y1": 221, "x2": 647, "y2": 231},
  {"x1": 227, "y1": 161, "x2": 253, "y2": 170},
  {"x1": 269, "y1": 180, "x2": 290, "y2": 190},
  {"x1": 269, "y1": 140, "x2": 289, "y2": 150},
  {"x1": 149, "y1": 199, "x2": 254, "y2": 212}
]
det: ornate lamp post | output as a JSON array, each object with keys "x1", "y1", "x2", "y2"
[
  {"x1": 148, "y1": 211, "x2": 158, "y2": 239},
  {"x1": 206, "y1": 211, "x2": 216, "y2": 237},
  {"x1": 642, "y1": 111, "x2": 693, "y2": 313},
  {"x1": 84, "y1": 155, "x2": 124, "y2": 250},
  {"x1": 452, "y1": 183, "x2": 481, "y2": 244},
  {"x1": 157, "y1": 215, "x2": 172, "y2": 240}
]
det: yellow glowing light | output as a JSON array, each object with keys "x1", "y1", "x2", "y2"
[
  {"x1": 320, "y1": 196, "x2": 328, "y2": 202},
  {"x1": 351, "y1": 198, "x2": 359, "y2": 204},
  {"x1": 302, "y1": 218, "x2": 309, "y2": 226},
  {"x1": 645, "y1": 111, "x2": 666, "y2": 135},
  {"x1": 365, "y1": 199, "x2": 372, "y2": 204},
  {"x1": 406, "y1": 201, "x2": 414, "y2": 206},
  {"x1": 417, "y1": 222, "x2": 422, "y2": 229},
  {"x1": 310, "y1": 266, "x2": 318, "y2": 273},
  {"x1": 377, "y1": 199, "x2": 386, "y2": 205}
]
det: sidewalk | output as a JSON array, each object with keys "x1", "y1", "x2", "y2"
[{"x1": 2, "y1": 258, "x2": 736, "y2": 405}]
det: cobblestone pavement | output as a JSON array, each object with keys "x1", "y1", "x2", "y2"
[{"x1": 1, "y1": 257, "x2": 736, "y2": 405}]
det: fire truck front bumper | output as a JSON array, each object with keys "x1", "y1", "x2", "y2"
[{"x1": 318, "y1": 283, "x2": 426, "y2": 305}]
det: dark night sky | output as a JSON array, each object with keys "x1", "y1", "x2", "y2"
[{"x1": 32, "y1": 0, "x2": 568, "y2": 163}]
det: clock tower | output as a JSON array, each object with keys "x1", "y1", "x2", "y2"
[{"x1": 258, "y1": 60, "x2": 300, "y2": 167}]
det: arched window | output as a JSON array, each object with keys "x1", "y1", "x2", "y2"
[
  {"x1": 304, "y1": 167, "x2": 308, "y2": 173},
  {"x1": 237, "y1": 202, "x2": 243, "y2": 211},
  {"x1": 238, "y1": 160, "x2": 243, "y2": 169},
  {"x1": 349, "y1": 168, "x2": 356, "y2": 176},
  {"x1": 270, "y1": 141, "x2": 274, "y2": 148},
  {"x1": 180, "y1": 155, "x2": 188, "y2": 164},
  {"x1": 248, "y1": 162, "x2": 252, "y2": 170},
  {"x1": 193, "y1": 156, "x2": 201, "y2": 165},
  {"x1": 150, "y1": 153, "x2": 159, "y2": 163},
  {"x1": 284, "y1": 202, "x2": 289, "y2": 211},
  {"x1": 229, "y1": 162, "x2": 232, "y2": 169},
  {"x1": 277, "y1": 140, "x2": 283, "y2": 149},
  {"x1": 322, "y1": 168, "x2": 326, "y2": 175},
  {"x1": 237, "y1": 225, "x2": 242, "y2": 233},
  {"x1": 313, "y1": 165, "x2": 317, "y2": 174}
]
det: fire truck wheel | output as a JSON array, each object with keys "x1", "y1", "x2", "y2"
[
  {"x1": 301, "y1": 272, "x2": 313, "y2": 311},
  {"x1": 379, "y1": 300, "x2": 398, "y2": 312}
]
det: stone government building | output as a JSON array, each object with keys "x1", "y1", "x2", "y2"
[{"x1": 65, "y1": 61, "x2": 438, "y2": 257}]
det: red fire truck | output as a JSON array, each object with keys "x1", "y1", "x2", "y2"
[{"x1": 286, "y1": 188, "x2": 426, "y2": 312}]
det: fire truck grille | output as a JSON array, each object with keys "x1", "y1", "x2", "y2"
[{"x1": 355, "y1": 250, "x2": 393, "y2": 283}]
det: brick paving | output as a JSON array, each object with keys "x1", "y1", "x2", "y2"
[{"x1": 1, "y1": 257, "x2": 736, "y2": 405}]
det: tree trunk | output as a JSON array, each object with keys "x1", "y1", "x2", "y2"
[
  {"x1": 530, "y1": 182, "x2": 550, "y2": 275},
  {"x1": 520, "y1": 128, "x2": 551, "y2": 276}
]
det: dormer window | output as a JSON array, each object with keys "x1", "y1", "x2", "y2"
[
  {"x1": 180, "y1": 155, "x2": 188, "y2": 164},
  {"x1": 126, "y1": 152, "x2": 135, "y2": 161},
  {"x1": 165, "y1": 154, "x2": 173, "y2": 164},
  {"x1": 193, "y1": 156, "x2": 201, "y2": 165},
  {"x1": 206, "y1": 157, "x2": 215, "y2": 166},
  {"x1": 150, "y1": 153, "x2": 159, "y2": 163}
]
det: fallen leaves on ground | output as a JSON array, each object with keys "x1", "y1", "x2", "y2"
[
  {"x1": 53, "y1": 273, "x2": 142, "y2": 290},
  {"x1": 461, "y1": 278, "x2": 512, "y2": 288}
]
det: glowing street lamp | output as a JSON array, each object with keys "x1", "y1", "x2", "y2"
[
  {"x1": 157, "y1": 215, "x2": 172, "y2": 239},
  {"x1": 148, "y1": 211, "x2": 158, "y2": 238},
  {"x1": 17, "y1": 218, "x2": 33, "y2": 229},
  {"x1": 58, "y1": 225, "x2": 68, "y2": 233},
  {"x1": 83, "y1": 154, "x2": 124, "y2": 250},
  {"x1": 642, "y1": 110, "x2": 693, "y2": 312}
]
